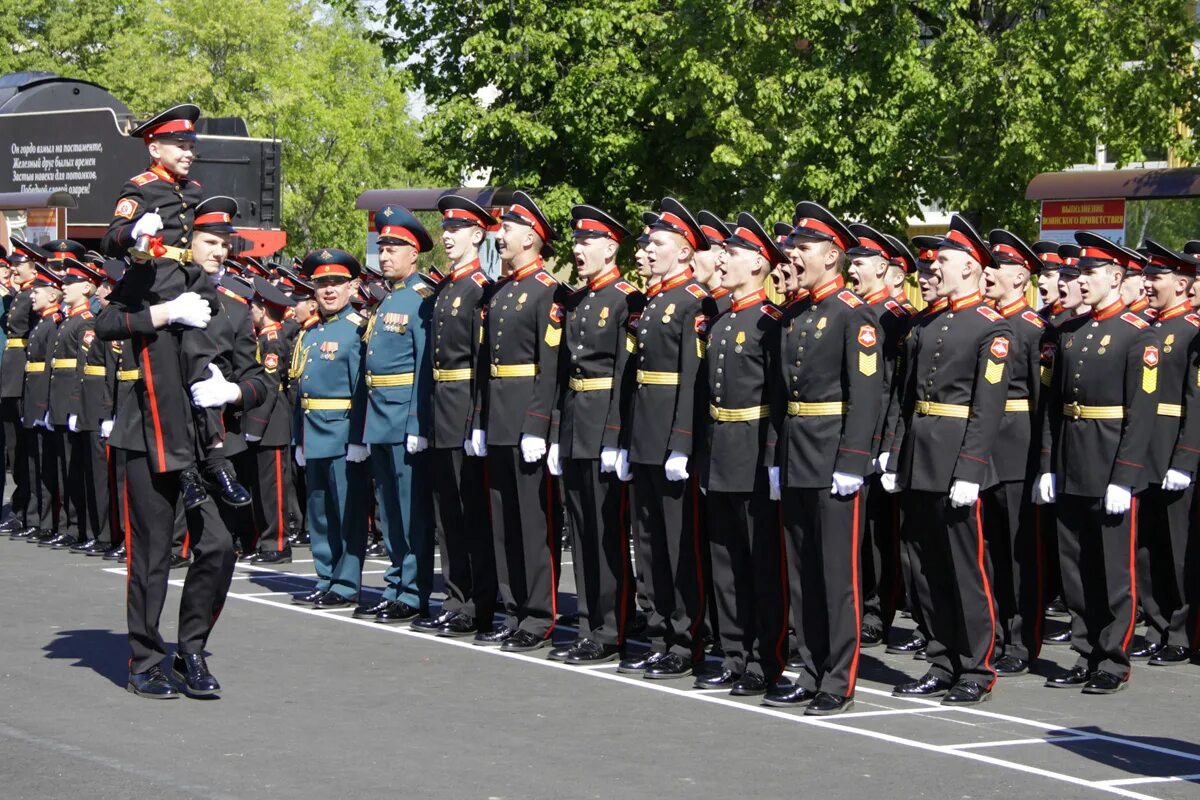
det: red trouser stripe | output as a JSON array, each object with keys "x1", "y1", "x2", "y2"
[
  {"x1": 974, "y1": 499, "x2": 998, "y2": 688},
  {"x1": 544, "y1": 472, "x2": 557, "y2": 637},
  {"x1": 1121, "y1": 498, "x2": 1139, "y2": 668},
  {"x1": 275, "y1": 449, "x2": 285, "y2": 550},
  {"x1": 847, "y1": 491, "x2": 863, "y2": 694}
]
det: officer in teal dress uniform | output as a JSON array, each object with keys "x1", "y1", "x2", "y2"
[
  {"x1": 354, "y1": 206, "x2": 436, "y2": 623},
  {"x1": 290, "y1": 248, "x2": 370, "y2": 608}
]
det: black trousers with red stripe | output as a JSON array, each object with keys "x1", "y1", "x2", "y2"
[
  {"x1": 631, "y1": 465, "x2": 703, "y2": 659},
  {"x1": 123, "y1": 449, "x2": 236, "y2": 674},
  {"x1": 2, "y1": 398, "x2": 31, "y2": 523},
  {"x1": 781, "y1": 486, "x2": 863, "y2": 697},
  {"x1": 249, "y1": 443, "x2": 290, "y2": 554},
  {"x1": 862, "y1": 476, "x2": 903, "y2": 634},
  {"x1": 431, "y1": 448, "x2": 496, "y2": 629},
  {"x1": 562, "y1": 459, "x2": 633, "y2": 647},
  {"x1": 66, "y1": 430, "x2": 111, "y2": 545},
  {"x1": 898, "y1": 495, "x2": 932, "y2": 645},
  {"x1": 707, "y1": 481, "x2": 787, "y2": 681},
  {"x1": 1056, "y1": 493, "x2": 1138, "y2": 678},
  {"x1": 36, "y1": 427, "x2": 66, "y2": 531},
  {"x1": 905, "y1": 491, "x2": 997, "y2": 688},
  {"x1": 1137, "y1": 485, "x2": 1194, "y2": 649},
  {"x1": 982, "y1": 480, "x2": 1044, "y2": 663},
  {"x1": 487, "y1": 446, "x2": 560, "y2": 638}
]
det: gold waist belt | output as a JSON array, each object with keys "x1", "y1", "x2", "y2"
[
  {"x1": 711, "y1": 403, "x2": 769, "y2": 422},
  {"x1": 569, "y1": 376, "x2": 614, "y2": 392},
  {"x1": 366, "y1": 372, "x2": 414, "y2": 388},
  {"x1": 24, "y1": 362, "x2": 45, "y2": 373},
  {"x1": 915, "y1": 400, "x2": 970, "y2": 418},
  {"x1": 636, "y1": 370, "x2": 680, "y2": 386},
  {"x1": 301, "y1": 397, "x2": 353, "y2": 411},
  {"x1": 51, "y1": 358, "x2": 77, "y2": 370},
  {"x1": 490, "y1": 363, "x2": 538, "y2": 378},
  {"x1": 1062, "y1": 403, "x2": 1123, "y2": 420},
  {"x1": 787, "y1": 401, "x2": 847, "y2": 416},
  {"x1": 1157, "y1": 403, "x2": 1183, "y2": 418},
  {"x1": 83, "y1": 365, "x2": 107, "y2": 377},
  {"x1": 433, "y1": 368, "x2": 472, "y2": 382},
  {"x1": 6, "y1": 339, "x2": 26, "y2": 348},
  {"x1": 117, "y1": 369, "x2": 141, "y2": 382},
  {"x1": 1004, "y1": 398, "x2": 1030, "y2": 413}
]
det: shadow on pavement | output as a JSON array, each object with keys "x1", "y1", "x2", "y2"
[
  {"x1": 43, "y1": 629, "x2": 129, "y2": 688},
  {"x1": 1047, "y1": 724, "x2": 1200, "y2": 781}
]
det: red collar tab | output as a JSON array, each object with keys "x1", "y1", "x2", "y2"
[
  {"x1": 731, "y1": 288, "x2": 766, "y2": 312},
  {"x1": 1158, "y1": 302, "x2": 1190, "y2": 321},
  {"x1": 657, "y1": 212, "x2": 698, "y2": 250},
  {"x1": 811, "y1": 274, "x2": 845, "y2": 302},
  {"x1": 451, "y1": 259, "x2": 481, "y2": 281},
  {"x1": 659, "y1": 268, "x2": 694, "y2": 293},
  {"x1": 1092, "y1": 299, "x2": 1125, "y2": 320},
  {"x1": 512, "y1": 259, "x2": 544, "y2": 281},
  {"x1": 793, "y1": 217, "x2": 853, "y2": 251},
  {"x1": 260, "y1": 320, "x2": 282, "y2": 334},
  {"x1": 68, "y1": 303, "x2": 90, "y2": 317},
  {"x1": 589, "y1": 268, "x2": 620, "y2": 291},
  {"x1": 149, "y1": 163, "x2": 179, "y2": 184},
  {"x1": 863, "y1": 287, "x2": 888, "y2": 305},
  {"x1": 18, "y1": 278, "x2": 33, "y2": 291},
  {"x1": 712, "y1": 286, "x2": 730, "y2": 298},
  {"x1": 997, "y1": 297, "x2": 1029, "y2": 318},
  {"x1": 507, "y1": 204, "x2": 549, "y2": 242},
  {"x1": 991, "y1": 243, "x2": 1033, "y2": 271},
  {"x1": 950, "y1": 291, "x2": 982, "y2": 311},
  {"x1": 575, "y1": 218, "x2": 625, "y2": 242},
  {"x1": 944, "y1": 230, "x2": 988, "y2": 266},
  {"x1": 41, "y1": 303, "x2": 61, "y2": 318},
  {"x1": 1129, "y1": 296, "x2": 1149, "y2": 312},
  {"x1": 302, "y1": 316, "x2": 318, "y2": 329},
  {"x1": 1050, "y1": 300, "x2": 1065, "y2": 315}
]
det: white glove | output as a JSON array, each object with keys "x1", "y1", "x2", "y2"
[
  {"x1": 1033, "y1": 473, "x2": 1056, "y2": 505},
  {"x1": 41, "y1": 412, "x2": 52, "y2": 430},
  {"x1": 876, "y1": 452, "x2": 891, "y2": 474},
  {"x1": 615, "y1": 448, "x2": 632, "y2": 482},
  {"x1": 406, "y1": 435, "x2": 429, "y2": 454},
  {"x1": 190, "y1": 364, "x2": 240, "y2": 408},
  {"x1": 166, "y1": 292, "x2": 212, "y2": 328},
  {"x1": 1162, "y1": 468, "x2": 1192, "y2": 492},
  {"x1": 600, "y1": 447, "x2": 618, "y2": 473},
  {"x1": 68, "y1": 414, "x2": 79, "y2": 433},
  {"x1": 131, "y1": 212, "x2": 163, "y2": 239},
  {"x1": 244, "y1": 433, "x2": 262, "y2": 442},
  {"x1": 949, "y1": 479, "x2": 980, "y2": 508},
  {"x1": 546, "y1": 443, "x2": 562, "y2": 476},
  {"x1": 768, "y1": 466, "x2": 781, "y2": 501},
  {"x1": 880, "y1": 472, "x2": 900, "y2": 493},
  {"x1": 346, "y1": 443, "x2": 370, "y2": 463},
  {"x1": 1104, "y1": 483, "x2": 1132, "y2": 515},
  {"x1": 831, "y1": 471, "x2": 864, "y2": 497},
  {"x1": 99, "y1": 419, "x2": 114, "y2": 438},
  {"x1": 520, "y1": 434, "x2": 547, "y2": 464},
  {"x1": 664, "y1": 450, "x2": 689, "y2": 482},
  {"x1": 465, "y1": 428, "x2": 487, "y2": 458},
  {"x1": 294, "y1": 445, "x2": 306, "y2": 467}
]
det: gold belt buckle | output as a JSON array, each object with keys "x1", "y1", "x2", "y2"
[
  {"x1": 1064, "y1": 402, "x2": 1082, "y2": 420},
  {"x1": 915, "y1": 400, "x2": 930, "y2": 415}
]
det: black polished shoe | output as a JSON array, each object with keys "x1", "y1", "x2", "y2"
[
  {"x1": 1044, "y1": 596, "x2": 1069, "y2": 618},
  {"x1": 730, "y1": 672, "x2": 769, "y2": 697},
  {"x1": 1149, "y1": 644, "x2": 1192, "y2": 666},
  {"x1": 250, "y1": 548, "x2": 292, "y2": 564},
  {"x1": 500, "y1": 629, "x2": 550, "y2": 652},
  {"x1": 127, "y1": 665, "x2": 179, "y2": 699},
  {"x1": 286, "y1": 531, "x2": 311, "y2": 548},
  {"x1": 376, "y1": 601, "x2": 421, "y2": 624},
  {"x1": 474, "y1": 626, "x2": 516, "y2": 647},
  {"x1": 860, "y1": 623, "x2": 884, "y2": 648},
  {"x1": 548, "y1": 640, "x2": 579, "y2": 662},
  {"x1": 1043, "y1": 628, "x2": 1072, "y2": 645},
  {"x1": 292, "y1": 587, "x2": 325, "y2": 605},
  {"x1": 10, "y1": 525, "x2": 38, "y2": 540},
  {"x1": 437, "y1": 612, "x2": 480, "y2": 638},
  {"x1": 806, "y1": 692, "x2": 854, "y2": 716},
  {"x1": 1082, "y1": 670, "x2": 1126, "y2": 694},
  {"x1": 86, "y1": 541, "x2": 115, "y2": 556},
  {"x1": 313, "y1": 591, "x2": 355, "y2": 609},
  {"x1": 236, "y1": 550, "x2": 257, "y2": 563},
  {"x1": 102, "y1": 544, "x2": 126, "y2": 561},
  {"x1": 353, "y1": 598, "x2": 390, "y2": 619},
  {"x1": 69, "y1": 539, "x2": 102, "y2": 555},
  {"x1": 565, "y1": 639, "x2": 620, "y2": 665},
  {"x1": 365, "y1": 542, "x2": 387, "y2": 559},
  {"x1": 0, "y1": 517, "x2": 23, "y2": 534},
  {"x1": 617, "y1": 650, "x2": 664, "y2": 674},
  {"x1": 33, "y1": 529, "x2": 60, "y2": 545},
  {"x1": 1130, "y1": 639, "x2": 1163, "y2": 660},
  {"x1": 210, "y1": 465, "x2": 251, "y2": 508},
  {"x1": 913, "y1": 646, "x2": 927, "y2": 661},
  {"x1": 693, "y1": 667, "x2": 738, "y2": 690},
  {"x1": 886, "y1": 633, "x2": 927, "y2": 655},
  {"x1": 762, "y1": 680, "x2": 817, "y2": 707},
  {"x1": 892, "y1": 672, "x2": 953, "y2": 697},
  {"x1": 644, "y1": 652, "x2": 693, "y2": 680},
  {"x1": 180, "y1": 468, "x2": 208, "y2": 510},
  {"x1": 1045, "y1": 665, "x2": 1089, "y2": 688},
  {"x1": 942, "y1": 680, "x2": 991, "y2": 705},
  {"x1": 994, "y1": 655, "x2": 1029, "y2": 676},
  {"x1": 168, "y1": 553, "x2": 189, "y2": 570},
  {"x1": 410, "y1": 610, "x2": 453, "y2": 633},
  {"x1": 172, "y1": 653, "x2": 220, "y2": 697},
  {"x1": 50, "y1": 534, "x2": 79, "y2": 550}
]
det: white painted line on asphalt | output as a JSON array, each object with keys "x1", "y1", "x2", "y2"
[
  {"x1": 946, "y1": 736, "x2": 1096, "y2": 750},
  {"x1": 1099, "y1": 773, "x2": 1200, "y2": 787},
  {"x1": 826, "y1": 707, "x2": 953, "y2": 720}
]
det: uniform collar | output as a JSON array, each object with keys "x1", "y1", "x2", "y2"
[
  {"x1": 259, "y1": 319, "x2": 282, "y2": 334},
  {"x1": 658, "y1": 268, "x2": 694, "y2": 293},
  {"x1": 283, "y1": 307, "x2": 296, "y2": 319},
  {"x1": 1050, "y1": 300, "x2": 1065, "y2": 316},
  {"x1": 512, "y1": 258, "x2": 543, "y2": 281},
  {"x1": 949, "y1": 291, "x2": 982, "y2": 311},
  {"x1": 862, "y1": 287, "x2": 888, "y2": 305},
  {"x1": 149, "y1": 163, "x2": 180, "y2": 184},
  {"x1": 1157, "y1": 302, "x2": 1190, "y2": 321},
  {"x1": 811, "y1": 274, "x2": 844, "y2": 302},
  {"x1": 67, "y1": 303, "x2": 91, "y2": 318},
  {"x1": 928, "y1": 297, "x2": 950, "y2": 314},
  {"x1": 785, "y1": 290, "x2": 809, "y2": 307},
  {"x1": 41, "y1": 303, "x2": 61, "y2": 319},
  {"x1": 17, "y1": 278, "x2": 33, "y2": 291},
  {"x1": 711, "y1": 286, "x2": 730, "y2": 299},
  {"x1": 996, "y1": 297, "x2": 1029, "y2": 318},
  {"x1": 321, "y1": 306, "x2": 348, "y2": 323},
  {"x1": 451, "y1": 258, "x2": 481, "y2": 281},
  {"x1": 589, "y1": 267, "x2": 620, "y2": 291},
  {"x1": 1091, "y1": 298, "x2": 1125, "y2": 321},
  {"x1": 302, "y1": 316, "x2": 318, "y2": 329},
  {"x1": 1129, "y1": 296, "x2": 1150, "y2": 313},
  {"x1": 730, "y1": 287, "x2": 767, "y2": 312}
]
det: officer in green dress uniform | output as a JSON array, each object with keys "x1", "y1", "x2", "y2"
[
  {"x1": 290, "y1": 249, "x2": 370, "y2": 608},
  {"x1": 354, "y1": 206, "x2": 436, "y2": 623}
]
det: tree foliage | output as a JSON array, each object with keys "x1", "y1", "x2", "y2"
[{"x1": 377, "y1": 0, "x2": 1199, "y2": 241}]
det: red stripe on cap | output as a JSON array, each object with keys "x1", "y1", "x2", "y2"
[
  {"x1": 312, "y1": 263, "x2": 351, "y2": 278},
  {"x1": 991, "y1": 243, "x2": 1032, "y2": 270},
  {"x1": 145, "y1": 119, "x2": 194, "y2": 137},
  {"x1": 67, "y1": 267, "x2": 99, "y2": 283},
  {"x1": 918, "y1": 249, "x2": 937, "y2": 261},
  {"x1": 1080, "y1": 246, "x2": 1118, "y2": 262},
  {"x1": 575, "y1": 218, "x2": 622, "y2": 240},
  {"x1": 658, "y1": 211, "x2": 698, "y2": 249},
  {"x1": 378, "y1": 225, "x2": 418, "y2": 247},
  {"x1": 508, "y1": 204, "x2": 548, "y2": 241},
  {"x1": 52, "y1": 251, "x2": 72, "y2": 261},
  {"x1": 732, "y1": 226, "x2": 769, "y2": 261},
  {"x1": 700, "y1": 224, "x2": 725, "y2": 243},
  {"x1": 795, "y1": 217, "x2": 852, "y2": 251},
  {"x1": 195, "y1": 212, "x2": 231, "y2": 227},
  {"x1": 1040, "y1": 252, "x2": 1064, "y2": 265},
  {"x1": 856, "y1": 236, "x2": 888, "y2": 255},
  {"x1": 945, "y1": 229, "x2": 988, "y2": 265},
  {"x1": 444, "y1": 208, "x2": 485, "y2": 226}
]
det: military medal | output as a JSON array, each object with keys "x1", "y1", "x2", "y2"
[
  {"x1": 599, "y1": 306, "x2": 609, "y2": 328},
  {"x1": 1098, "y1": 333, "x2": 1110, "y2": 355},
  {"x1": 735, "y1": 330, "x2": 745, "y2": 353},
  {"x1": 663, "y1": 302, "x2": 675, "y2": 324},
  {"x1": 1164, "y1": 333, "x2": 1174, "y2": 354}
]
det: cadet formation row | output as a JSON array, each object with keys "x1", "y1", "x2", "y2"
[{"x1": 4, "y1": 104, "x2": 1200, "y2": 713}]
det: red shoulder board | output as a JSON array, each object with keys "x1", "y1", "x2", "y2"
[
  {"x1": 761, "y1": 304, "x2": 783, "y2": 321},
  {"x1": 472, "y1": 272, "x2": 489, "y2": 287},
  {"x1": 1187, "y1": 313, "x2": 1200, "y2": 328},
  {"x1": 615, "y1": 281, "x2": 636, "y2": 295},
  {"x1": 976, "y1": 305, "x2": 1002, "y2": 321},
  {"x1": 901, "y1": 300, "x2": 916, "y2": 315},
  {"x1": 218, "y1": 286, "x2": 248, "y2": 304},
  {"x1": 884, "y1": 299, "x2": 904, "y2": 316},
  {"x1": 130, "y1": 171, "x2": 159, "y2": 187},
  {"x1": 535, "y1": 271, "x2": 557, "y2": 287},
  {"x1": 1121, "y1": 312, "x2": 1149, "y2": 329},
  {"x1": 837, "y1": 290, "x2": 863, "y2": 308},
  {"x1": 1021, "y1": 310, "x2": 1045, "y2": 329},
  {"x1": 686, "y1": 284, "x2": 708, "y2": 299}
]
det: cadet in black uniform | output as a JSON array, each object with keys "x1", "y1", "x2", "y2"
[
  {"x1": 617, "y1": 198, "x2": 716, "y2": 680},
  {"x1": 1036, "y1": 232, "x2": 1158, "y2": 694},
  {"x1": 22, "y1": 265, "x2": 65, "y2": 543},
  {"x1": 693, "y1": 212, "x2": 788, "y2": 696},
  {"x1": 0, "y1": 243, "x2": 40, "y2": 537},
  {"x1": 888, "y1": 215, "x2": 1011, "y2": 705},
  {"x1": 410, "y1": 196, "x2": 498, "y2": 637},
  {"x1": 473, "y1": 191, "x2": 566, "y2": 652},
  {"x1": 763, "y1": 203, "x2": 881, "y2": 715},
  {"x1": 1129, "y1": 240, "x2": 1200, "y2": 666},
  {"x1": 695, "y1": 211, "x2": 732, "y2": 312},
  {"x1": 545, "y1": 205, "x2": 641, "y2": 664}
]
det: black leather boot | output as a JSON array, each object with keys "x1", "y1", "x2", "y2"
[
  {"x1": 180, "y1": 468, "x2": 209, "y2": 510},
  {"x1": 207, "y1": 463, "x2": 251, "y2": 508}
]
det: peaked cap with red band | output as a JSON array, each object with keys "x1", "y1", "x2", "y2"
[
  {"x1": 637, "y1": 212, "x2": 659, "y2": 245},
  {"x1": 252, "y1": 275, "x2": 297, "y2": 308},
  {"x1": 375, "y1": 205, "x2": 433, "y2": 253},
  {"x1": 847, "y1": 222, "x2": 895, "y2": 260},
  {"x1": 883, "y1": 233, "x2": 917, "y2": 273},
  {"x1": 571, "y1": 204, "x2": 632, "y2": 243},
  {"x1": 240, "y1": 256, "x2": 271, "y2": 280},
  {"x1": 501, "y1": 190, "x2": 557, "y2": 243},
  {"x1": 130, "y1": 104, "x2": 200, "y2": 143},
  {"x1": 724, "y1": 211, "x2": 785, "y2": 266},
  {"x1": 193, "y1": 196, "x2": 239, "y2": 234},
  {"x1": 987, "y1": 229, "x2": 1039, "y2": 273},
  {"x1": 33, "y1": 264, "x2": 63, "y2": 289},
  {"x1": 938, "y1": 214, "x2": 993, "y2": 268},
  {"x1": 911, "y1": 235, "x2": 943, "y2": 268},
  {"x1": 1141, "y1": 238, "x2": 1200, "y2": 276},
  {"x1": 44, "y1": 238, "x2": 99, "y2": 284},
  {"x1": 9, "y1": 237, "x2": 48, "y2": 264},
  {"x1": 437, "y1": 194, "x2": 497, "y2": 230},
  {"x1": 1074, "y1": 231, "x2": 1144, "y2": 271},
  {"x1": 301, "y1": 248, "x2": 361, "y2": 281},
  {"x1": 42, "y1": 239, "x2": 87, "y2": 264},
  {"x1": 791, "y1": 201, "x2": 855, "y2": 252},
  {"x1": 696, "y1": 210, "x2": 731, "y2": 246},
  {"x1": 649, "y1": 197, "x2": 710, "y2": 251},
  {"x1": 60, "y1": 258, "x2": 105, "y2": 286},
  {"x1": 1032, "y1": 240, "x2": 1064, "y2": 270},
  {"x1": 773, "y1": 221, "x2": 793, "y2": 244}
]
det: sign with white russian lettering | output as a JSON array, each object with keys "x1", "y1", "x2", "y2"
[{"x1": 1039, "y1": 198, "x2": 1126, "y2": 245}]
